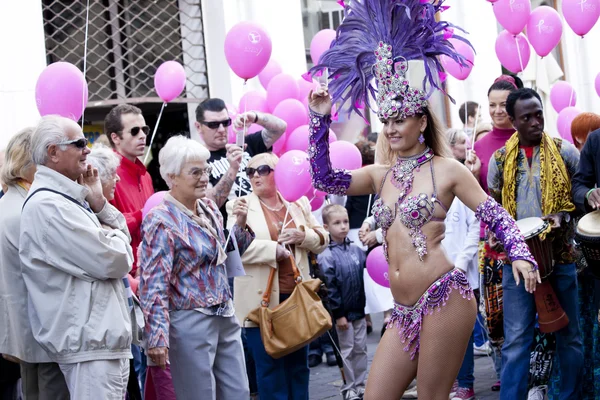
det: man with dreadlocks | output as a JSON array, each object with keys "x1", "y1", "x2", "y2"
[{"x1": 305, "y1": 0, "x2": 538, "y2": 398}]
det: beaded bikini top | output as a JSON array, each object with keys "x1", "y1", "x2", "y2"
[{"x1": 372, "y1": 148, "x2": 447, "y2": 261}]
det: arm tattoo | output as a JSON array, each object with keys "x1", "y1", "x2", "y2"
[
  {"x1": 259, "y1": 113, "x2": 287, "y2": 148},
  {"x1": 207, "y1": 174, "x2": 235, "y2": 208}
]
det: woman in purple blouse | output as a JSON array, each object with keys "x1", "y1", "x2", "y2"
[{"x1": 139, "y1": 136, "x2": 254, "y2": 400}]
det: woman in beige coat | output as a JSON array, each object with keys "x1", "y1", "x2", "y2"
[{"x1": 226, "y1": 152, "x2": 328, "y2": 400}]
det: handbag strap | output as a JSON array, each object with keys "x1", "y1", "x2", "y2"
[{"x1": 261, "y1": 251, "x2": 303, "y2": 307}]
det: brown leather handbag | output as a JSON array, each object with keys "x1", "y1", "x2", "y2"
[{"x1": 247, "y1": 254, "x2": 332, "y2": 359}]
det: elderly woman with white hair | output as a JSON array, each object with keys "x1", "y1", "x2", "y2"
[
  {"x1": 0, "y1": 127, "x2": 70, "y2": 399},
  {"x1": 139, "y1": 135, "x2": 255, "y2": 400}
]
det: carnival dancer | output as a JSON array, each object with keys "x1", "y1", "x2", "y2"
[{"x1": 306, "y1": 1, "x2": 538, "y2": 398}]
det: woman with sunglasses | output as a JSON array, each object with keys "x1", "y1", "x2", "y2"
[
  {"x1": 139, "y1": 136, "x2": 255, "y2": 400},
  {"x1": 225, "y1": 152, "x2": 329, "y2": 400}
]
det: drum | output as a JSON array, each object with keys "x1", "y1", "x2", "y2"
[
  {"x1": 516, "y1": 217, "x2": 569, "y2": 333},
  {"x1": 516, "y1": 217, "x2": 553, "y2": 280},
  {"x1": 575, "y1": 210, "x2": 600, "y2": 279}
]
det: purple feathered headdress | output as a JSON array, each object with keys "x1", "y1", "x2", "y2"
[{"x1": 309, "y1": 0, "x2": 473, "y2": 120}]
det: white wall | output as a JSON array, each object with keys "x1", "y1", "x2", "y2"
[
  {"x1": 0, "y1": 1, "x2": 47, "y2": 149},
  {"x1": 443, "y1": 0, "x2": 503, "y2": 129}
]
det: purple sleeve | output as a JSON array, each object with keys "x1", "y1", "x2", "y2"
[
  {"x1": 308, "y1": 110, "x2": 352, "y2": 196},
  {"x1": 475, "y1": 196, "x2": 538, "y2": 270}
]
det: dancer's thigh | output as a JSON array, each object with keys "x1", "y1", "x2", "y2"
[
  {"x1": 364, "y1": 326, "x2": 418, "y2": 400},
  {"x1": 417, "y1": 291, "x2": 476, "y2": 400}
]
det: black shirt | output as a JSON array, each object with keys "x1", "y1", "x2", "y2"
[
  {"x1": 572, "y1": 128, "x2": 600, "y2": 213},
  {"x1": 207, "y1": 131, "x2": 270, "y2": 226},
  {"x1": 345, "y1": 194, "x2": 372, "y2": 229}
]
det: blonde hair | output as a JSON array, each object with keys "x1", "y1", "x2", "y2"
[
  {"x1": 1, "y1": 127, "x2": 35, "y2": 186},
  {"x1": 321, "y1": 204, "x2": 347, "y2": 225},
  {"x1": 248, "y1": 152, "x2": 279, "y2": 169},
  {"x1": 375, "y1": 106, "x2": 451, "y2": 166}
]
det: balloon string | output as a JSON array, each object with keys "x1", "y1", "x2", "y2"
[
  {"x1": 143, "y1": 102, "x2": 166, "y2": 165},
  {"x1": 81, "y1": 0, "x2": 90, "y2": 128},
  {"x1": 224, "y1": 79, "x2": 250, "y2": 249},
  {"x1": 569, "y1": 40, "x2": 581, "y2": 107},
  {"x1": 366, "y1": 194, "x2": 372, "y2": 218},
  {"x1": 515, "y1": 35, "x2": 525, "y2": 73}
]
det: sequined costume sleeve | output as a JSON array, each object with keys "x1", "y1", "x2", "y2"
[
  {"x1": 308, "y1": 110, "x2": 352, "y2": 195},
  {"x1": 475, "y1": 196, "x2": 538, "y2": 270}
]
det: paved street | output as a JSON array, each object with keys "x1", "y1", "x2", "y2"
[{"x1": 309, "y1": 313, "x2": 500, "y2": 400}]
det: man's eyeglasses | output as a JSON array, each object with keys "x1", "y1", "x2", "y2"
[
  {"x1": 246, "y1": 165, "x2": 273, "y2": 178},
  {"x1": 200, "y1": 119, "x2": 232, "y2": 130},
  {"x1": 59, "y1": 138, "x2": 88, "y2": 149},
  {"x1": 126, "y1": 126, "x2": 150, "y2": 136},
  {"x1": 188, "y1": 166, "x2": 213, "y2": 179}
]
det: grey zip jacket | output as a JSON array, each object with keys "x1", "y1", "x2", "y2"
[{"x1": 19, "y1": 166, "x2": 133, "y2": 364}]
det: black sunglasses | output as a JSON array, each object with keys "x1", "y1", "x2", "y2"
[
  {"x1": 60, "y1": 138, "x2": 88, "y2": 149},
  {"x1": 246, "y1": 165, "x2": 273, "y2": 177},
  {"x1": 128, "y1": 126, "x2": 150, "y2": 136},
  {"x1": 201, "y1": 119, "x2": 232, "y2": 130}
]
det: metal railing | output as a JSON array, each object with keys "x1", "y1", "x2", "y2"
[{"x1": 42, "y1": 0, "x2": 209, "y2": 106}]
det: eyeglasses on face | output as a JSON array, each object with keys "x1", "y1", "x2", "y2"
[
  {"x1": 125, "y1": 126, "x2": 150, "y2": 136},
  {"x1": 200, "y1": 119, "x2": 232, "y2": 130},
  {"x1": 59, "y1": 138, "x2": 88, "y2": 149},
  {"x1": 246, "y1": 165, "x2": 273, "y2": 178},
  {"x1": 188, "y1": 166, "x2": 213, "y2": 179}
]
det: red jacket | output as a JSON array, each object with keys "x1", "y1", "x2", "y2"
[{"x1": 110, "y1": 153, "x2": 154, "y2": 276}]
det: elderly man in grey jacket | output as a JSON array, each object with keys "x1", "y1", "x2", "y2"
[{"x1": 20, "y1": 115, "x2": 134, "y2": 399}]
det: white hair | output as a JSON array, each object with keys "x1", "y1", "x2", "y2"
[
  {"x1": 159, "y1": 135, "x2": 210, "y2": 188},
  {"x1": 87, "y1": 144, "x2": 121, "y2": 184},
  {"x1": 31, "y1": 115, "x2": 70, "y2": 165}
]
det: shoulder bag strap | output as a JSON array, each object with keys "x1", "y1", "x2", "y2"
[{"x1": 22, "y1": 187, "x2": 92, "y2": 213}]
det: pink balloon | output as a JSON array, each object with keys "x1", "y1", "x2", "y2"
[
  {"x1": 557, "y1": 107, "x2": 581, "y2": 143},
  {"x1": 35, "y1": 62, "x2": 88, "y2": 121},
  {"x1": 275, "y1": 150, "x2": 312, "y2": 202},
  {"x1": 247, "y1": 124, "x2": 263, "y2": 134},
  {"x1": 143, "y1": 191, "x2": 167, "y2": 218},
  {"x1": 286, "y1": 125, "x2": 310, "y2": 152},
  {"x1": 297, "y1": 77, "x2": 318, "y2": 102},
  {"x1": 258, "y1": 60, "x2": 282, "y2": 89},
  {"x1": 310, "y1": 29, "x2": 337, "y2": 65},
  {"x1": 527, "y1": 6, "x2": 563, "y2": 58},
  {"x1": 330, "y1": 141, "x2": 362, "y2": 170},
  {"x1": 224, "y1": 21, "x2": 272, "y2": 80},
  {"x1": 273, "y1": 136, "x2": 287, "y2": 156},
  {"x1": 595, "y1": 72, "x2": 600, "y2": 97},
  {"x1": 550, "y1": 81, "x2": 577, "y2": 113},
  {"x1": 238, "y1": 90, "x2": 268, "y2": 114},
  {"x1": 493, "y1": 0, "x2": 531, "y2": 35},
  {"x1": 440, "y1": 39, "x2": 475, "y2": 80},
  {"x1": 154, "y1": 61, "x2": 186, "y2": 102},
  {"x1": 495, "y1": 31, "x2": 530, "y2": 73},
  {"x1": 310, "y1": 195, "x2": 325, "y2": 211},
  {"x1": 266, "y1": 74, "x2": 299, "y2": 112},
  {"x1": 366, "y1": 246, "x2": 390, "y2": 288},
  {"x1": 329, "y1": 129, "x2": 337, "y2": 144},
  {"x1": 272, "y1": 99, "x2": 308, "y2": 139},
  {"x1": 562, "y1": 0, "x2": 600, "y2": 37}
]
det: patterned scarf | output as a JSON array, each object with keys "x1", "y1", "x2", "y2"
[{"x1": 502, "y1": 132, "x2": 575, "y2": 218}]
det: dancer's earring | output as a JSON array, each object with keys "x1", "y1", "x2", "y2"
[{"x1": 418, "y1": 132, "x2": 425, "y2": 144}]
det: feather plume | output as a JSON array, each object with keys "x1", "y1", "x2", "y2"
[{"x1": 310, "y1": 0, "x2": 473, "y2": 118}]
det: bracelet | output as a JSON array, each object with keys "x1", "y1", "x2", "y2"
[
  {"x1": 253, "y1": 112, "x2": 259, "y2": 124},
  {"x1": 586, "y1": 188, "x2": 596, "y2": 201}
]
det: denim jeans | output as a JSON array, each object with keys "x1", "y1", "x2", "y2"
[
  {"x1": 308, "y1": 332, "x2": 334, "y2": 357},
  {"x1": 500, "y1": 263, "x2": 583, "y2": 400},
  {"x1": 473, "y1": 312, "x2": 486, "y2": 347},
  {"x1": 245, "y1": 327, "x2": 310, "y2": 400},
  {"x1": 457, "y1": 330, "x2": 475, "y2": 389}
]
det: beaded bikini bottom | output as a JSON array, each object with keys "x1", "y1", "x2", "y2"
[{"x1": 387, "y1": 268, "x2": 473, "y2": 360}]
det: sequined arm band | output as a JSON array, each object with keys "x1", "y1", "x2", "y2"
[
  {"x1": 308, "y1": 110, "x2": 352, "y2": 196},
  {"x1": 475, "y1": 196, "x2": 538, "y2": 270}
]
